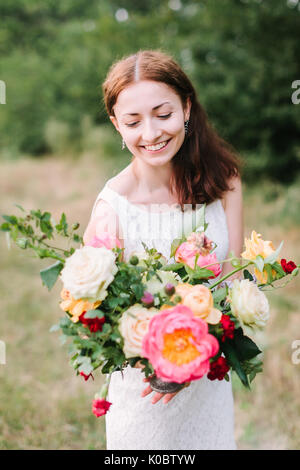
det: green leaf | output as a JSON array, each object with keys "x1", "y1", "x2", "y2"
[
  {"x1": 78, "y1": 357, "x2": 94, "y2": 376},
  {"x1": 16, "y1": 237, "x2": 29, "y2": 249},
  {"x1": 40, "y1": 261, "x2": 64, "y2": 290},
  {"x1": 59, "y1": 335, "x2": 67, "y2": 345},
  {"x1": 272, "y1": 262, "x2": 285, "y2": 277},
  {"x1": 192, "y1": 267, "x2": 215, "y2": 280},
  {"x1": 254, "y1": 255, "x2": 264, "y2": 272},
  {"x1": 243, "y1": 269, "x2": 254, "y2": 281},
  {"x1": 170, "y1": 238, "x2": 182, "y2": 258},
  {"x1": 30, "y1": 209, "x2": 42, "y2": 219},
  {"x1": 0, "y1": 222, "x2": 11, "y2": 232},
  {"x1": 233, "y1": 328, "x2": 261, "y2": 361},
  {"x1": 162, "y1": 262, "x2": 184, "y2": 272},
  {"x1": 49, "y1": 324, "x2": 60, "y2": 333},
  {"x1": 264, "y1": 241, "x2": 283, "y2": 264},
  {"x1": 221, "y1": 340, "x2": 249, "y2": 388},
  {"x1": 264, "y1": 263, "x2": 274, "y2": 284},
  {"x1": 212, "y1": 287, "x2": 227, "y2": 307},
  {"x1": 14, "y1": 204, "x2": 25, "y2": 212},
  {"x1": 2, "y1": 215, "x2": 18, "y2": 225},
  {"x1": 84, "y1": 309, "x2": 105, "y2": 319}
]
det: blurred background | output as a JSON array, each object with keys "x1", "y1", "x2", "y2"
[{"x1": 0, "y1": 0, "x2": 299, "y2": 449}]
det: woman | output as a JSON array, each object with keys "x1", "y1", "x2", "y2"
[{"x1": 83, "y1": 50, "x2": 243, "y2": 450}]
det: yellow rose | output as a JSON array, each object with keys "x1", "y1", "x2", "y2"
[
  {"x1": 241, "y1": 231, "x2": 279, "y2": 284},
  {"x1": 170, "y1": 283, "x2": 221, "y2": 324},
  {"x1": 59, "y1": 288, "x2": 101, "y2": 323}
]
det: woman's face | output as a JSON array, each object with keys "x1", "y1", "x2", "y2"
[{"x1": 110, "y1": 80, "x2": 191, "y2": 166}]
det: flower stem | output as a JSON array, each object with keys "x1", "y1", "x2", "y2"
[{"x1": 209, "y1": 262, "x2": 252, "y2": 289}]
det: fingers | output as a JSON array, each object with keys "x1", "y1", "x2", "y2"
[
  {"x1": 162, "y1": 392, "x2": 177, "y2": 404},
  {"x1": 141, "y1": 385, "x2": 152, "y2": 397},
  {"x1": 151, "y1": 392, "x2": 165, "y2": 404}
]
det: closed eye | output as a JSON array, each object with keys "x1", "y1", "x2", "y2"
[{"x1": 125, "y1": 112, "x2": 172, "y2": 127}]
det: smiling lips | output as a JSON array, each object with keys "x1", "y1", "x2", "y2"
[{"x1": 142, "y1": 139, "x2": 171, "y2": 152}]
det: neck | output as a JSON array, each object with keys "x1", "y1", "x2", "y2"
[{"x1": 130, "y1": 157, "x2": 173, "y2": 194}]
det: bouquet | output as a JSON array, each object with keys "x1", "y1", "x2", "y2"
[{"x1": 1, "y1": 204, "x2": 299, "y2": 418}]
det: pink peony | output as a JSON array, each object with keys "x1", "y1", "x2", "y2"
[
  {"x1": 141, "y1": 305, "x2": 219, "y2": 383},
  {"x1": 86, "y1": 232, "x2": 121, "y2": 250},
  {"x1": 175, "y1": 242, "x2": 221, "y2": 278},
  {"x1": 92, "y1": 398, "x2": 112, "y2": 417}
]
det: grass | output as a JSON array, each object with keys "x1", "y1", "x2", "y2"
[{"x1": 0, "y1": 152, "x2": 299, "y2": 449}]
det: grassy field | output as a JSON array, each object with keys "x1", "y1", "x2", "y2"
[{"x1": 0, "y1": 152, "x2": 299, "y2": 450}]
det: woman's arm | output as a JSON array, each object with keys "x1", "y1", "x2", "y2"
[
  {"x1": 83, "y1": 199, "x2": 124, "y2": 248},
  {"x1": 221, "y1": 176, "x2": 244, "y2": 282}
]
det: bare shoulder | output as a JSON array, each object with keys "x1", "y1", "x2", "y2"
[
  {"x1": 107, "y1": 164, "x2": 134, "y2": 197},
  {"x1": 221, "y1": 175, "x2": 243, "y2": 211}
]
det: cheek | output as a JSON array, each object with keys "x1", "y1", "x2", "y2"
[{"x1": 166, "y1": 117, "x2": 184, "y2": 136}]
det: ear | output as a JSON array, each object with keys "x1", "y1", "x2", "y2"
[
  {"x1": 184, "y1": 97, "x2": 192, "y2": 121},
  {"x1": 110, "y1": 115, "x2": 120, "y2": 133}
]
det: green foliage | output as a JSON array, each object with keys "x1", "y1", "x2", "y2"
[
  {"x1": 1, "y1": 1, "x2": 299, "y2": 182},
  {"x1": 221, "y1": 328, "x2": 261, "y2": 389},
  {"x1": 0, "y1": 205, "x2": 83, "y2": 287}
]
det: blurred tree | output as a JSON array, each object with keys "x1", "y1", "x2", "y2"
[{"x1": 0, "y1": 0, "x2": 299, "y2": 182}]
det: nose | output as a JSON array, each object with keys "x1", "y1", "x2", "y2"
[{"x1": 141, "y1": 119, "x2": 162, "y2": 143}]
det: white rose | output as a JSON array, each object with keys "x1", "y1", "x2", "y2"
[
  {"x1": 119, "y1": 303, "x2": 159, "y2": 358},
  {"x1": 142, "y1": 269, "x2": 180, "y2": 297},
  {"x1": 59, "y1": 246, "x2": 118, "y2": 302},
  {"x1": 229, "y1": 279, "x2": 270, "y2": 332}
]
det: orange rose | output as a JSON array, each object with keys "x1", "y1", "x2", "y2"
[
  {"x1": 170, "y1": 283, "x2": 221, "y2": 324},
  {"x1": 59, "y1": 288, "x2": 101, "y2": 323}
]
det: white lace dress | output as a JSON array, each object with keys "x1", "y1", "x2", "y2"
[{"x1": 90, "y1": 179, "x2": 237, "y2": 450}]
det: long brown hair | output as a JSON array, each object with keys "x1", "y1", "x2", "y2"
[{"x1": 102, "y1": 49, "x2": 243, "y2": 211}]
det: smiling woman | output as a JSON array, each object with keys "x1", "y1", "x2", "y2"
[{"x1": 84, "y1": 49, "x2": 243, "y2": 450}]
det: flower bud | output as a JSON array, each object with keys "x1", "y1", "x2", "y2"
[
  {"x1": 164, "y1": 283, "x2": 175, "y2": 296},
  {"x1": 141, "y1": 291, "x2": 154, "y2": 307},
  {"x1": 72, "y1": 223, "x2": 80, "y2": 230},
  {"x1": 130, "y1": 255, "x2": 139, "y2": 265},
  {"x1": 292, "y1": 267, "x2": 299, "y2": 277}
]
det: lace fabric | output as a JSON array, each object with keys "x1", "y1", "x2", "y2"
[{"x1": 90, "y1": 179, "x2": 236, "y2": 450}]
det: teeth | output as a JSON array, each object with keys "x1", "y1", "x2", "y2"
[{"x1": 144, "y1": 140, "x2": 168, "y2": 151}]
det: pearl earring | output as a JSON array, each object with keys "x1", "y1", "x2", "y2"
[{"x1": 122, "y1": 138, "x2": 126, "y2": 150}]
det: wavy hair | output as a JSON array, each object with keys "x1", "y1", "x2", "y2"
[{"x1": 102, "y1": 49, "x2": 243, "y2": 211}]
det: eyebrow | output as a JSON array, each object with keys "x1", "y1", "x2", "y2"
[{"x1": 122, "y1": 101, "x2": 171, "y2": 116}]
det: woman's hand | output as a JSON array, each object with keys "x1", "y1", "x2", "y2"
[
  {"x1": 140, "y1": 374, "x2": 190, "y2": 405},
  {"x1": 133, "y1": 361, "x2": 190, "y2": 404}
]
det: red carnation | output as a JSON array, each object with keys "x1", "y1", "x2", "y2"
[
  {"x1": 80, "y1": 371, "x2": 94, "y2": 381},
  {"x1": 92, "y1": 398, "x2": 112, "y2": 417},
  {"x1": 207, "y1": 356, "x2": 230, "y2": 381},
  {"x1": 79, "y1": 311, "x2": 105, "y2": 333},
  {"x1": 280, "y1": 258, "x2": 297, "y2": 274},
  {"x1": 220, "y1": 314, "x2": 235, "y2": 342}
]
